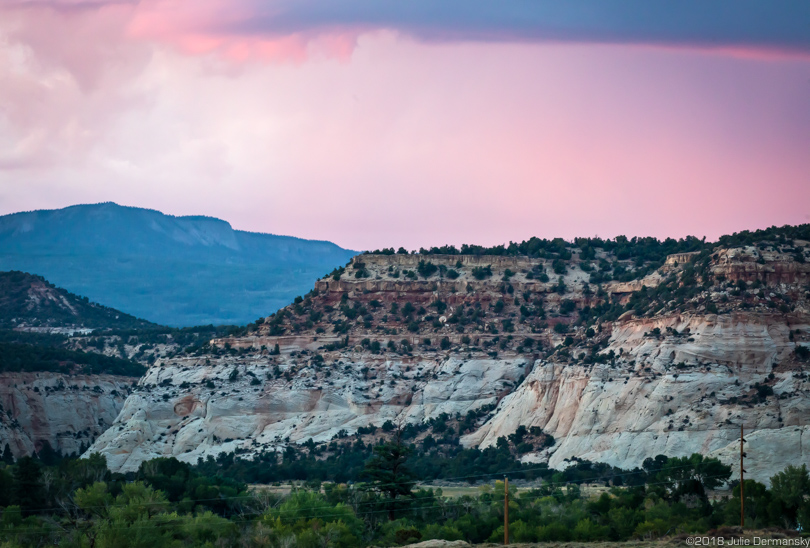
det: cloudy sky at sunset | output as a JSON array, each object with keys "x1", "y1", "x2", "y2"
[{"x1": 1, "y1": 1, "x2": 808, "y2": 250}]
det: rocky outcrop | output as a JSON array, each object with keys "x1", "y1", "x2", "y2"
[
  {"x1": 88, "y1": 236, "x2": 810, "y2": 483},
  {"x1": 711, "y1": 246, "x2": 810, "y2": 285},
  {"x1": 90, "y1": 355, "x2": 528, "y2": 472},
  {"x1": 464, "y1": 312, "x2": 810, "y2": 484},
  {"x1": 0, "y1": 372, "x2": 133, "y2": 458}
]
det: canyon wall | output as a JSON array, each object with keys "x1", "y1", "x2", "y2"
[
  {"x1": 88, "y1": 238, "x2": 810, "y2": 483},
  {"x1": 0, "y1": 372, "x2": 133, "y2": 458},
  {"x1": 465, "y1": 312, "x2": 810, "y2": 484}
]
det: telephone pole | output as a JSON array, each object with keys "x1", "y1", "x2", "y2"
[
  {"x1": 740, "y1": 424, "x2": 747, "y2": 529},
  {"x1": 504, "y1": 476, "x2": 509, "y2": 545}
]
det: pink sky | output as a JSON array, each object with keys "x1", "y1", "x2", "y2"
[{"x1": 1, "y1": 1, "x2": 808, "y2": 250}]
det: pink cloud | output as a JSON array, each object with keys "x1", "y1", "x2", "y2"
[
  {"x1": 123, "y1": 0, "x2": 327, "y2": 62},
  {"x1": 0, "y1": 2, "x2": 808, "y2": 250}
]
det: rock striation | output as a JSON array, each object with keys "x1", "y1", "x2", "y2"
[
  {"x1": 0, "y1": 372, "x2": 133, "y2": 458},
  {"x1": 89, "y1": 232, "x2": 810, "y2": 483},
  {"x1": 464, "y1": 312, "x2": 810, "y2": 484}
]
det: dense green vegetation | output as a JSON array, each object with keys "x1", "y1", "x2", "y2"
[
  {"x1": 367, "y1": 224, "x2": 810, "y2": 284},
  {"x1": 370, "y1": 234, "x2": 708, "y2": 261},
  {"x1": 715, "y1": 224, "x2": 810, "y2": 249},
  {"x1": 369, "y1": 224, "x2": 810, "y2": 262},
  {"x1": 0, "y1": 441, "x2": 807, "y2": 548},
  {"x1": 0, "y1": 271, "x2": 156, "y2": 330},
  {"x1": 0, "y1": 329, "x2": 68, "y2": 347},
  {"x1": 94, "y1": 324, "x2": 250, "y2": 355},
  {"x1": 0, "y1": 342, "x2": 146, "y2": 377}
]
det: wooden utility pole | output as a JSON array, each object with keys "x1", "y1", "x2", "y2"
[
  {"x1": 504, "y1": 476, "x2": 509, "y2": 545},
  {"x1": 740, "y1": 425, "x2": 746, "y2": 528}
]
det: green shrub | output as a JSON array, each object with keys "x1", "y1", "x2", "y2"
[
  {"x1": 471, "y1": 266, "x2": 492, "y2": 280},
  {"x1": 395, "y1": 528, "x2": 422, "y2": 545},
  {"x1": 417, "y1": 260, "x2": 438, "y2": 278}
]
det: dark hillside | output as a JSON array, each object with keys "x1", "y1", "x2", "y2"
[
  {"x1": 0, "y1": 342, "x2": 146, "y2": 377},
  {"x1": 0, "y1": 270, "x2": 155, "y2": 330}
]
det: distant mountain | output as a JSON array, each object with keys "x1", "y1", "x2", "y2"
[
  {"x1": 0, "y1": 270, "x2": 156, "y2": 331},
  {"x1": 0, "y1": 203, "x2": 357, "y2": 326}
]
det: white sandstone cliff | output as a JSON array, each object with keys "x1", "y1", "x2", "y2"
[
  {"x1": 0, "y1": 372, "x2": 133, "y2": 458},
  {"x1": 464, "y1": 312, "x2": 810, "y2": 484},
  {"x1": 87, "y1": 241, "x2": 810, "y2": 483}
]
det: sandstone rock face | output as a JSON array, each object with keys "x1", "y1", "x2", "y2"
[
  {"x1": 88, "y1": 239, "x2": 810, "y2": 483},
  {"x1": 90, "y1": 355, "x2": 528, "y2": 472},
  {"x1": 711, "y1": 246, "x2": 810, "y2": 285},
  {"x1": 0, "y1": 373, "x2": 133, "y2": 458},
  {"x1": 464, "y1": 312, "x2": 810, "y2": 484}
]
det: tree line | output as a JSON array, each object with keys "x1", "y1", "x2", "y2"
[{"x1": 1, "y1": 434, "x2": 808, "y2": 547}]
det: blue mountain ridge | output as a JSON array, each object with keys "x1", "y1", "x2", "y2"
[{"x1": 0, "y1": 203, "x2": 358, "y2": 326}]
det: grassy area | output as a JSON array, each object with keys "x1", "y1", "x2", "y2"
[
  {"x1": 415, "y1": 482, "x2": 611, "y2": 499},
  {"x1": 248, "y1": 481, "x2": 613, "y2": 500}
]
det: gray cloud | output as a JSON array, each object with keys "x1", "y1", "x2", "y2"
[{"x1": 227, "y1": 0, "x2": 810, "y2": 54}]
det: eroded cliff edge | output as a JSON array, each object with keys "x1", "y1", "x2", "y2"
[{"x1": 89, "y1": 234, "x2": 810, "y2": 482}]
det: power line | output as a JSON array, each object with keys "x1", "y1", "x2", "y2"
[
  {"x1": 13, "y1": 459, "x2": 708, "y2": 516},
  {"x1": 1, "y1": 463, "x2": 731, "y2": 537},
  {"x1": 2, "y1": 471, "x2": 736, "y2": 538}
]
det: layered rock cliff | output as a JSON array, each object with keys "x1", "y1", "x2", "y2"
[
  {"x1": 464, "y1": 312, "x2": 810, "y2": 484},
  {"x1": 0, "y1": 270, "x2": 153, "y2": 458},
  {"x1": 89, "y1": 231, "x2": 810, "y2": 483},
  {"x1": 0, "y1": 372, "x2": 134, "y2": 458}
]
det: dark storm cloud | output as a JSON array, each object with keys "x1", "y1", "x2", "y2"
[{"x1": 232, "y1": 0, "x2": 810, "y2": 54}]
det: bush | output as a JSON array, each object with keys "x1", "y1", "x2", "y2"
[
  {"x1": 573, "y1": 518, "x2": 609, "y2": 541},
  {"x1": 537, "y1": 522, "x2": 571, "y2": 542},
  {"x1": 516, "y1": 442, "x2": 533, "y2": 454},
  {"x1": 440, "y1": 337, "x2": 451, "y2": 350},
  {"x1": 471, "y1": 265, "x2": 492, "y2": 280},
  {"x1": 395, "y1": 528, "x2": 422, "y2": 545},
  {"x1": 417, "y1": 260, "x2": 438, "y2": 278}
]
